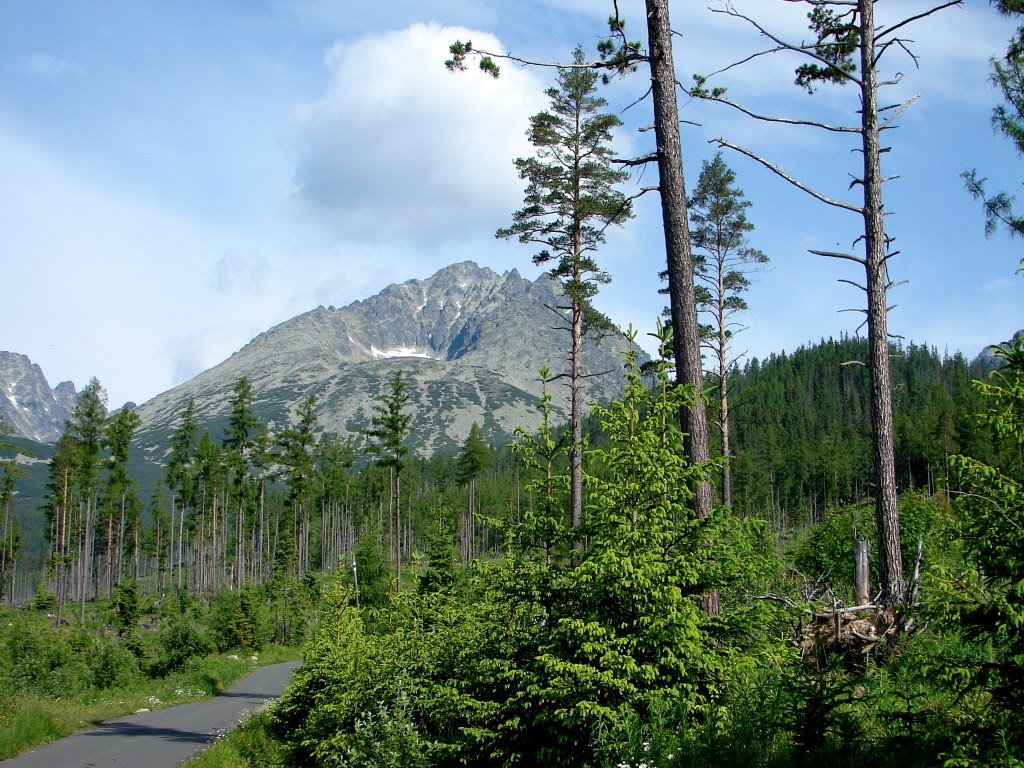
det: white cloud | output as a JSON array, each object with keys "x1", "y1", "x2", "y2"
[{"x1": 288, "y1": 23, "x2": 548, "y2": 247}]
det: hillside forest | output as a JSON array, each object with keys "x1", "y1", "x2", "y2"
[{"x1": 2, "y1": 1, "x2": 1024, "y2": 767}]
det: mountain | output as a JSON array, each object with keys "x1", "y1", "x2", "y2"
[
  {"x1": 977, "y1": 328, "x2": 1024, "y2": 367},
  {"x1": 133, "y1": 261, "x2": 638, "y2": 457},
  {"x1": 0, "y1": 351, "x2": 78, "y2": 442}
]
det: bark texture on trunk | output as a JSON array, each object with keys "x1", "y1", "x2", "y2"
[
  {"x1": 645, "y1": 0, "x2": 718, "y2": 615},
  {"x1": 645, "y1": 0, "x2": 712, "y2": 504},
  {"x1": 859, "y1": 0, "x2": 904, "y2": 606}
]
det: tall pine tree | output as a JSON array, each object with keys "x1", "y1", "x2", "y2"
[
  {"x1": 498, "y1": 46, "x2": 631, "y2": 536},
  {"x1": 689, "y1": 153, "x2": 767, "y2": 507}
]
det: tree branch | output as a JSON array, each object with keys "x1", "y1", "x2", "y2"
[
  {"x1": 714, "y1": 138, "x2": 863, "y2": 213},
  {"x1": 690, "y1": 92, "x2": 859, "y2": 133},
  {"x1": 875, "y1": 1, "x2": 963, "y2": 45},
  {"x1": 810, "y1": 249, "x2": 867, "y2": 266},
  {"x1": 879, "y1": 92, "x2": 920, "y2": 130},
  {"x1": 711, "y1": 5, "x2": 863, "y2": 88}
]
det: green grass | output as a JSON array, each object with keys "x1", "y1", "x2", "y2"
[
  {"x1": 0, "y1": 645, "x2": 301, "y2": 761},
  {"x1": 182, "y1": 710, "x2": 281, "y2": 768}
]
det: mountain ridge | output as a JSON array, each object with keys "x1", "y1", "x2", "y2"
[{"x1": 131, "y1": 261, "x2": 636, "y2": 457}]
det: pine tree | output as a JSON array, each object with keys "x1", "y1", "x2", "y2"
[
  {"x1": 964, "y1": 0, "x2": 1024, "y2": 262},
  {"x1": 498, "y1": 46, "x2": 631, "y2": 536},
  {"x1": 694, "y1": 0, "x2": 961, "y2": 604},
  {"x1": 689, "y1": 153, "x2": 768, "y2": 507}
]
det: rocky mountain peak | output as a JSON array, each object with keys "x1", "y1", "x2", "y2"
[
  {"x1": 133, "y1": 261, "x2": 636, "y2": 457},
  {"x1": 0, "y1": 351, "x2": 78, "y2": 442}
]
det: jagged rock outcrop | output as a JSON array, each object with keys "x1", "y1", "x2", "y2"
[
  {"x1": 134, "y1": 261, "x2": 638, "y2": 456},
  {"x1": 0, "y1": 352, "x2": 77, "y2": 442},
  {"x1": 977, "y1": 328, "x2": 1024, "y2": 368}
]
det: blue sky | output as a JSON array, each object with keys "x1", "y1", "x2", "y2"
[{"x1": 1, "y1": 0, "x2": 1021, "y2": 409}]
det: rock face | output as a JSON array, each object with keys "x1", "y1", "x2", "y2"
[
  {"x1": 977, "y1": 328, "x2": 1024, "y2": 367},
  {"x1": 0, "y1": 352, "x2": 77, "y2": 442},
  {"x1": 134, "y1": 261, "x2": 638, "y2": 456}
]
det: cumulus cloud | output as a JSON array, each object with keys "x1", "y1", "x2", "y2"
[
  {"x1": 212, "y1": 249, "x2": 269, "y2": 293},
  {"x1": 288, "y1": 22, "x2": 547, "y2": 246}
]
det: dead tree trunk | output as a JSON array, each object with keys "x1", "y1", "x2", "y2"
[
  {"x1": 854, "y1": 537, "x2": 871, "y2": 605},
  {"x1": 645, "y1": 0, "x2": 714, "y2": 524},
  {"x1": 645, "y1": 0, "x2": 718, "y2": 616},
  {"x1": 859, "y1": 0, "x2": 904, "y2": 605}
]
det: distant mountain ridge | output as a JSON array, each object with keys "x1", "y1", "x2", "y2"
[
  {"x1": 0, "y1": 351, "x2": 77, "y2": 442},
  {"x1": 132, "y1": 261, "x2": 637, "y2": 457}
]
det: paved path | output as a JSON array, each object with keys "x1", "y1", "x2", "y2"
[{"x1": 1, "y1": 661, "x2": 300, "y2": 768}]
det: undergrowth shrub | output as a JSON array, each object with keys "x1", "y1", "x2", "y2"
[
  {"x1": 92, "y1": 641, "x2": 140, "y2": 689},
  {"x1": 157, "y1": 618, "x2": 215, "y2": 674}
]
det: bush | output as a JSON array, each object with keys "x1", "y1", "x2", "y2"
[
  {"x1": 31, "y1": 589, "x2": 56, "y2": 612},
  {"x1": 1, "y1": 618, "x2": 93, "y2": 695},
  {"x1": 92, "y1": 641, "x2": 140, "y2": 689},
  {"x1": 208, "y1": 588, "x2": 242, "y2": 652},
  {"x1": 792, "y1": 492, "x2": 955, "y2": 602},
  {"x1": 157, "y1": 618, "x2": 215, "y2": 674}
]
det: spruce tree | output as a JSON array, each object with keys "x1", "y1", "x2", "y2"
[
  {"x1": 456, "y1": 422, "x2": 490, "y2": 561},
  {"x1": 68, "y1": 378, "x2": 107, "y2": 620},
  {"x1": 363, "y1": 371, "x2": 412, "y2": 592},
  {"x1": 102, "y1": 407, "x2": 141, "y2": 588},
  {"x1": 167, "y1": 399, "x2": 198, "y2": 591},
  {"x1": 224, "y1": 377, "x2": 258, "y2": 588},
  {"x1": 278, "y1": 394, "x2": 320, "y2": 579}
]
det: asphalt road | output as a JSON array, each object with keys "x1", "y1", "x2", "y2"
[{"x1": 1, "y1": 660, "x2": 301, "y2": 768}]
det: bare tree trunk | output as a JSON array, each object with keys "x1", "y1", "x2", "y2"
[
  {"x1": 177, "y1": 495, "x2": 185, "y2": 591},
  {"x1": 859, "y1": 0, "x2": 904, "y2": 605},
  {"x1": 719, "y1": 304, "x2": 732, "y2": 507},
  {"x1": 645, "y1": 0, "x2": 717, "y2": 615},
  {"x1": 395, "y1": 469, "x2": 402, "y2": 592},
  {"x1": 570, "y1": 295, "x2": 584, "y2": 534},
  {"x1": 169, "y1": 496, "x2": 176, "y2": 593},
  {"x1": 57, "y1": 468, "x2": 69, "y2": 625},
  {"x1": 854, "y1": 537, "x2": 871, "y2": 605},
  {"x1": 645, "y1": 0, "x2": 714, "y2": 513},
  {"x1": 106, "y1": 510, "x2": 113, "y2": 598},
  {"x1": 80, "y1": 497, "x2": 91, "y2": 624},
  {"x1": 116, "y1": 493, "x2": 126, "y2": 588}
]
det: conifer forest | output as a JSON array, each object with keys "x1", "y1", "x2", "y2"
[{"x1": 2, "y1": 2, "x2": 1024, "y2": 767}]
